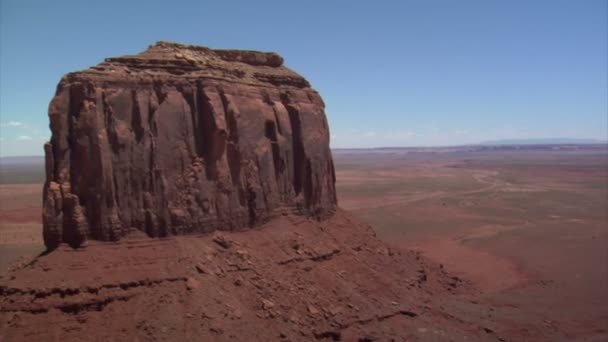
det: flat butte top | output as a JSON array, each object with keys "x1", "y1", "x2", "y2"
[{"x1": 63, "y1": 41, "x2": 310, "y2": 89}]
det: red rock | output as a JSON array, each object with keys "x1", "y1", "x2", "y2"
[
  {"x1": 186, "y1": 277, "x2": 200, "y2": 290},
  {"x1": 195, "y1": 263, "x2": 210, "y2": 275},
  {"x1": 261, "y1": 299, "x2": 275, "y2": 310},
  {"x1": 42, "y1": 41, "x2": 337, "y2": 249},
  {"x1": 307, "y1": 304, "x2": 320, "y2": 315}
]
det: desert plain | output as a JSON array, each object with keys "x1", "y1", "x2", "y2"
[
  {"x1": 334, "y1": 145, "x2": 608, "y2": 340},
  {"x1": 1, "y1": 145, "x2": 607, "y2": 341}
]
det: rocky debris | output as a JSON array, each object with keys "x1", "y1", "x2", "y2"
[
  {"x1": 307, "y1": 304, "x2": 320, "y2": 315},
  {"x1": 186, "y1": 277, "x2": 200, "y2": 290},
  {"x1": 42, "y1": 41, "x2": 337, "y2": 249},
  {"x1": 213, "y1": 234, "x2": 233, "y2": 249},
  {"x1": 195, "y1": 263, "x2": 209, "y2": 275},
  {"x1": 0, "y1": 210, "x2": 489, "y2": 342},
  {"x1": 261, "y1": 299, "x2": 275, "y2": 310}
]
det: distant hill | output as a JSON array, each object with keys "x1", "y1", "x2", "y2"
[
  {"x1": 0, "y1": 156, "x2": 44, "y2": 165},
  {"x1": 0, "y1": 156, "x2": 45, "y2": 184},
  {"x1": 478, "y1": 138, "x2": 606, "y2": 146}
]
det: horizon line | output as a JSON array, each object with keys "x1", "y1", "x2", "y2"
[{"x1": 2, "y1": 142, "x2": 607, "y2": 158}]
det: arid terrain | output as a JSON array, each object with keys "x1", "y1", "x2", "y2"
[
  {"x1": 0, "y1": 156, "x2": 484, "y2": 341},
  {"x1": 334, "y1": 145, "x2": 608, "y2": 341},
  {"x1": 0, "y1": 157, "x2": 45, "y2": 276},
  {"x1": 1, "y1": 145, "x2": 606, "y2": 341}
]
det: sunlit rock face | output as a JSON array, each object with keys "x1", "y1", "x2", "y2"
[{"x1": 43, "y1": 41, "x2": 337, "y2": 249}]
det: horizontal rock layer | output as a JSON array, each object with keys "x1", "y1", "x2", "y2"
[{"x1": 43, "y1": 41, "x2": 337, "y2": 249}]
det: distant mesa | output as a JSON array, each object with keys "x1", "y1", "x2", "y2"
[
  {"x1": 42, "y1": 41, "x2": 337, "y2": 250},
  {"x1": 477, "y1": 138, "x2": 606, "y2": 146}
]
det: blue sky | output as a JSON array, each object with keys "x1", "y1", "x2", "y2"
[{"x1": 1, "y1": 0, "x2": 606, "y2": 155}]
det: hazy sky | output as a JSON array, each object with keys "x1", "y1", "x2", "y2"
[{"x1": 1, "y1": 0, "x2": 606, "y2": 156}]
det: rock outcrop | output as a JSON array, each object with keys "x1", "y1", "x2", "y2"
[
  {"x1": 43, "y1": 41, "x2": 337, "y2": 249},
  {"x1": 2, "y1": 210, "x2": 479, "y2": 342}
]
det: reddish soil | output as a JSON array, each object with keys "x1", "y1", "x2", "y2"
[
  {"x1": 335, "y1": 148, "x2": 608, "y2": 341},
  {"x1": 1, "y1": 210, "x2": 502, "y2": 342},
  {"x1": 1, "y1": 148, "x2": 607, "y2": 341},
  {"x1": 0, "y1": 184, "x2": 44, "y2": 276}
]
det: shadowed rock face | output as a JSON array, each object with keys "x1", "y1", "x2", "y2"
[{"x1": 43, "y1": 41, "x2": 337, "y2": 249}]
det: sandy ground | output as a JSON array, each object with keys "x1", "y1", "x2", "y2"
[
  {"x1": 334, "y1": 149, "x2": 608, "y2": 341},
  {"x1": 0, "y1": 184, "x2": 44, "y2": 277}
]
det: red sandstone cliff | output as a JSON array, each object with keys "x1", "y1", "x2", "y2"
[{"x1": 43, "y1": 42, "x2": 337, "y2": 249}]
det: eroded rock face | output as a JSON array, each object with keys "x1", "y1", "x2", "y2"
[{"x1": 43, "y1": 41, "x2": 337, "y2": 249}]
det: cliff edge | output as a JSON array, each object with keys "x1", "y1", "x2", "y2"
[{"x1": 43, "y1": 42, "x2": 337, "y2": 249}]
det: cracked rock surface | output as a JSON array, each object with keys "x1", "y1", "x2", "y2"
[{"x1": 43, "y1": 41, "x2": 337, "y2": 249}]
